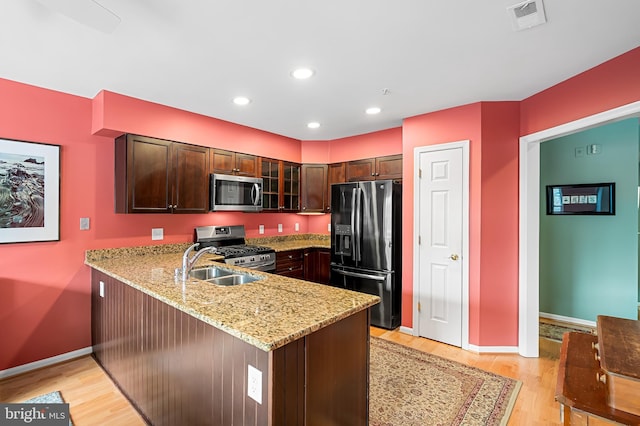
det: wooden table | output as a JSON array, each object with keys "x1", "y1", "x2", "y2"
[{"x1": 556, "y1": 323, "x2": 640, "y2": 425}]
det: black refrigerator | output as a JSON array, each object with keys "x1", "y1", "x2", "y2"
[{"x1": 330, "y1": 180, "x2": 402, "y2": 329}]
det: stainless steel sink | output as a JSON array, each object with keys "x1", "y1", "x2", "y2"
[{"x1": 189, "y1": 266, "x2": 260, "y2": 286}]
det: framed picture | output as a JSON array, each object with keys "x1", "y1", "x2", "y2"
[
  {"x1": 546, "y1": 182, "x2": 615, "y2": 215},
  {"x1": 0, "y1": 138, "x2": 60, "y2": 243}
]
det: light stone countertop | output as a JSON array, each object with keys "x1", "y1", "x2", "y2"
[{"x1": 85, "y1": 236, "x2": 377, "y2": 353}]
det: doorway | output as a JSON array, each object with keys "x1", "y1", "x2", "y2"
[
  {"x1": 413, "y1": 141, "x2": 469, "y2": 349},
  {"x1": 519, "y1": 101, "x2": 640, "y2": 357}
]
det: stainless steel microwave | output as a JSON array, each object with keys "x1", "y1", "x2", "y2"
[{"x1": 210, "y1": 174, "x2": 263, "y2": 212}]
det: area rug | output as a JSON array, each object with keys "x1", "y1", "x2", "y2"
[
  {"x1": 25, "y1": 390, "x2": 65, "y2": 404},
  {"x1": 539, "y1": 321, "x2": 595, "y2": 342},
  {"x1": 369, "y1": 337, "x2": 521, "y2": 426},
  {"x1": 24, "y1": 391, "x2": 73, "y2": 426}
]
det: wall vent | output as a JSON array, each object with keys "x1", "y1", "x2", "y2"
[{"x1": 507, "y1": 0, "x2": 547, "y2": 31}]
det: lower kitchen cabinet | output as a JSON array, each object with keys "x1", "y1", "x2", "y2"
[
  {"x1": 276, "y1": 248, "x2": 331, "y2": 284},
  {"x1": 275, "y1": 249, "x2": 305, "y2": 279},
  {"x1": 304, "y1": 248, "x2": 331, "y2": 285},
  {"x1": 90, "y1": 269, "x2": 369, "y2": 426}
]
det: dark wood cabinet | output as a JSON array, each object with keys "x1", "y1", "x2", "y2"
[
  {"x1": 327, "y1": 162, "x2": 346, "y2": 212},
  {"x1": 346, "y1": 154, "x2": 402, "y2": 182},
  {"x1": 115, "y1": 134, "x2": 209, "y2": 214},
  {"x1": 300, "y1": 164, "x2": 329, "y2": 213},
  {"x1": 91, "y1": 269, "x2": 369, "y2": 426},
  {"x1": 275, "y1": 249, "x2": 305, "y2": 279},
  {"x1": 260, "y1": 158, "x2": 300, "y2": 212},
  {"x1": 210, "y1": 148, "x2": 258, "y2": 176},
  {"x1": 276, "y1": 248, "x2": 330, "y2": 284},
  {"x1": 304, "y1": 248, "x2": 331, "y2": 285}
]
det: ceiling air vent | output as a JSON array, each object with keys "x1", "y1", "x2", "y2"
[{"x1": 507, "y1": 0, "x2": 547, "y2": 31}]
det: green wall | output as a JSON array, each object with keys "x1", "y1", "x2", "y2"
[{"x1": 540, "y1": 118, "x2": 639, "y2": 322}]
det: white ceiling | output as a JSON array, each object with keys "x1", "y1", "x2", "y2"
[{"x1": 1, "y1": 1, "x2": 639, "y2": 140}]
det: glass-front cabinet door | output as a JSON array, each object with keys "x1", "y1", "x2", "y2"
[
  {"x1": 261, "y1": 158, "x2": 280, "y2": 211},
  {"x1": 260, "y1": 158, "x2": 300, "y2": 211},
  {"x1": 282, "y1": 162, "x2": 300, "y2": 211}
]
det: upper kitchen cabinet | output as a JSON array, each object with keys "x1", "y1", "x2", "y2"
[
  {"x1": 260, "y1": 158, "x2": 300, "y2": 212},
  {"x1": 210, "y1": 149, "x2": 258, "y2": 177},
  {"x1": 300, "y1": 164, "x2": 329, "y2": 213},
  {"x1": 346, "y1": 154, "x2": 403, "y2": 182},
  {"x1": 115, "y1": 134, "x2": 209, "y2": 214},
  {"x1": 327, "y1": 162, "x2": 346, "y2": 212}
]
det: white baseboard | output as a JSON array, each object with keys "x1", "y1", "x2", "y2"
[
  {"x1": 0, "y1": 347, "x2": 93, "y2": 380},
  {"x1": 398, "y1": 326, "x2": 414, "y2": 335},
  {"x1": 467, "y1": 344, "x2": 520, "y2": 354},
  {"x1": 539, "y1": 312, "x2": 597, "y2": 328}
]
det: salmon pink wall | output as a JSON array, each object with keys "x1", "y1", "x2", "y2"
[
  {"x1": 478, "y1": 102, "x2": 519, "y2": 346},
  {"x1": 402, "y1": 103, "x2": 484, "y2": 342},
  {"x1": 402, "y1": 102, "x2": 520, "y2": 347},
  {"x1": 521, "y1": 47, "x2": 640, "y2": 135},
  {"x1": 328, "y1": 127, "x2": 402, "y2": 163},
  {"x1": 93, "y1": 90, "x2": 302, "y2": 162},
  {"x1": 0, "y1": 80, "x2": 311, "y2": 371},
  {"x1": 301, "y1": 140, "x2": 330, "y2": 163}
]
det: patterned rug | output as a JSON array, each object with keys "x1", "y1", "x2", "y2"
[
  {"x1": 369, "y1": 337, "x2": 521, "y2": 426},
  {"x1": 539, "y1": 321, "x2": 595, "y2": 342},
  {"x1": 24, "y1": 391, "x2": 73, "y2": 426},
  {"x1": 25, "y1": 391, "x2": 65, "y2": 404}
]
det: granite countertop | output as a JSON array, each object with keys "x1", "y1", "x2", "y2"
[
  {"x1": 85, "y1": 235, "x2": 377, "y2": 353},
  {"x1": 248, "y1": 233, "x2": 330, "y2": 252}
]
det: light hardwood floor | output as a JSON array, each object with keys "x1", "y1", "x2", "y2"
[{"x1": 1, "y1": 329, "x2": 565, "y2": 425}]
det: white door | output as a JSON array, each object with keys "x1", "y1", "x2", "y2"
[{"x1": 415, "y1": 143, "x2": 467, "y2": 347}]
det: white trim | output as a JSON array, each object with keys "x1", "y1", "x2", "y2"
[
  {"x1": 539, "y1": 312, "x2": 597, "y2": 328},
  {"x1": 467, "y1": 344, "x2": 520, "y2": 354},
  {"x1": 0, "y1": 347, "x2": 93, "y2": 380},
  {"x1": 519, "y1": 100, "x2": 640, "y2": 358},
  {"x1": 398, "y1": 326, "x2": 414, "y2": 335},
  {"x1": 413, "y1": 140, "x2": 470, "y2": 350}
]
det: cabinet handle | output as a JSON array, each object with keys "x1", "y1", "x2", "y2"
[
  {"x1": 302, "y1": 206, "x2": 306, "y2": 210},
  {"x1": 288, "y1": 267, "x2": 293, "y2": 271},
  {"x1": 371, "y1": 172, "x2": 375, "y2": 176},
  {"x1": 596, "y1": 372, "x2": 607, "y2": 384},
  {"x1": 288, "y1": 255, "x2": 293, "y2": 259},
  {"x1": 376, "y1": 172, "x2": 380, "y2": 176}
]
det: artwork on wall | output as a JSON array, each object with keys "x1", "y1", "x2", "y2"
[
  {"x1": 546, "y1": 182, "x2": 615, "y2": 215},
  {"x1": 0, "y1": 138, "x2": 60, "y2": 243}
]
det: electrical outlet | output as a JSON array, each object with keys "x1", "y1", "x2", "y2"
[
  {"x1": 80, "y1": 217, "x2": 90, "y2": 230},
  {"x1": 152, "y1": 228, "x2": 164, "y2": 240},
  {"x1": 278, "y1": 224, "x2": 283, "y2": 233},
  {"x1": 328, "y1": 223, "x2": 331, "y2": 232},
  {"x1": 295, "y1": 223, "x2": 299, "y2": 231},
  {"x1": 259, "y1": 225, "x2": 264, "y2": 234},
  {"x1": 247, "y1": 365, "x2": 262, "y2": 404},
  {"x1": 99, "y1": 281, "x2": 105, "y2": 298}
]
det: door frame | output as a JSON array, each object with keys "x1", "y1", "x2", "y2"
[
  {"x1": 519, "y1": 101, "x2": 640, "y2": 357},
  {"x1": 413, "y1": 140, "x2": 470, "y2": 350}
]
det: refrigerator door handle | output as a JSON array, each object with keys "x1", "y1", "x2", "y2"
[
  {"x1": 350, "y1": 188, "x2": 357, "y2": 262},
  {"x1": 354, "y1": 187, "x2": 362, "y2": 262},
  {"x1": 331, "y1": 268, "x2": 386, "y2": 281}
]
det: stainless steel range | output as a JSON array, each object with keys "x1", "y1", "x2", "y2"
[{"x1": 194, "y1": 225, "x2": 276, "y2": 272}]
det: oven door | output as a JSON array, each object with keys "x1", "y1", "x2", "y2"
[{"x1": 211, "y1": 174, "x2": 263, "y2": 212}]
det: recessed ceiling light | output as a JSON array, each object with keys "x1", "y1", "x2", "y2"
[
  {"x1": 233, "y1": 96, "x2": 251, "y2": 105},
  {"x1": 366, "y1": 107, "x2": 381, "y2": 115},
  {"x1": 307, "y1": 122, "x2": 320, "y2": 129},
  {"x1": 291, "y1": 68, "x2": 314, "y2": 79}
]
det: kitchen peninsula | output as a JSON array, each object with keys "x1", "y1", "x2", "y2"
[{"x1": 85, "y1": 239, "x2": 378, "y2": 426}]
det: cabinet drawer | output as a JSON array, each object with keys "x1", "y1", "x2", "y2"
[{"x1": 276, "y1": 250, "x2": 304, "y2": 276}]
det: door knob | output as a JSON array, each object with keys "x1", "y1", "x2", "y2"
[{"x1": 450, "y1": 254, "x2": 459, "y2": 261}]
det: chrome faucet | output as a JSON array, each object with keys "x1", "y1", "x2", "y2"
[{"x1": 178, "y1": 243, "x2": 217, "y2": 282}]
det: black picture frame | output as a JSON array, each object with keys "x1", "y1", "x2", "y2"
[{"x1": 546, "y1": 182, "x2": 615, "y2": 215}]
